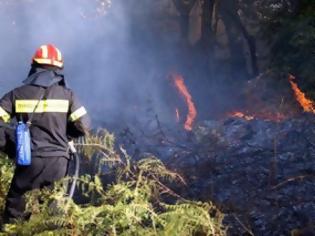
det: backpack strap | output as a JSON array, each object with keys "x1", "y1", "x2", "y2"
[{"x1": 27, "y1": 87, "x2": 49, "y2": 125}]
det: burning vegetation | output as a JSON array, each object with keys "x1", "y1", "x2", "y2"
[
  {"x1": 0, "y1": 0, "x2": 315, "y2": 235},
  {"x1": 288, "y1": 74, "x2": 315, "y2": 113},
  {"x1": 220, "y1": 73, "x2": 315, "y2": 123},
  {"x1": 170, "y1": 72, "x2": 314, "y2": 128},
  {"x1": 172, "y1": 73, "x2": 197, "y2": 131}
]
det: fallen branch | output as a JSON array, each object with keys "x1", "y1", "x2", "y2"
[
  {"x1": 271, "y1": 174, "x2": 315, "y2": 190},
  {"x1": 233, "y1": 214, "x2": 255, "y2": 236}
]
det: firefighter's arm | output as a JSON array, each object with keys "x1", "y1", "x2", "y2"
[
  {"x1": 0, "y1": 91, "x2": 13, "y2": 123},
  {"x1": 0, "y1": 91, "x2": 15, "y2": 158},
  {"x1": 67, "y1": 91, "x2": 91, "y2": 138}
]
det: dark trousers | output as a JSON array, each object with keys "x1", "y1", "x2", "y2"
[{"x1": 3, "y1": 156, "x2": 69, "y2": 223}]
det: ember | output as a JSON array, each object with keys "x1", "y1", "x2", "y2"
[
  {"x1": 172, "y1": 74, "x2": 197, "y2": 131},
  {"x1": 288, "y1": 74, "x2": 315, "y2": 113},
  {"x1": 227, "y1": 110, "x2": 286, "y2": 122},
  {"x1": 229, "y1": 111, "x2": 254, "y2": 120}
]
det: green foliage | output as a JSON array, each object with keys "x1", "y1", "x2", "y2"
[
  {"x1": 260, "y1": 0, "x2": 315, "y2": 97},
  {"x1": 0, "y1": 154, "x2": 13, "y2": 215},
  {"x1": 0, "y1": 130, "x2": 225, "y2": 236}
]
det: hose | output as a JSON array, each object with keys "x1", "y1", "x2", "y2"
[
  {"x1": 68, "y1": 152, "x2": 80, "y2": 199},
  {"x1": 68, "y1": 141, "x2": 80, "y2": 199}
]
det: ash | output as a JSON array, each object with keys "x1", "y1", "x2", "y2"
[{"x1": 112, "y1": 113, "x2": 315, "y2": 235}]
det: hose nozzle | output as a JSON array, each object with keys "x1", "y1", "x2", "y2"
[{"x1": 68, "y1": 140, "x2": 77, "y2": 153}]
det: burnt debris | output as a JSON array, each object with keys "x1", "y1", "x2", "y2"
[{"x1": 113, "y1": 114, "x2": 315, "y2": 235}]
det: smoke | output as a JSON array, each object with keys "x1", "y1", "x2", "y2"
[
  {"x1": 0, "y1": 0, "x2": 189, "y2": 128},
  {"x1": 1, "y1": 0, "x2": 248, "y2": 130}
]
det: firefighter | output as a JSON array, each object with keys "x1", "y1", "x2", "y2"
[{"x1": 0, "y1": 44, "x2": 90, "y2": 224}]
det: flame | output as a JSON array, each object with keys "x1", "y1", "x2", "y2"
[
  {"x1": 222, "y1": 74, "x2": 312, "y2": 122},
  {"x1": 227, "y1": 110, "x2": 286, "y2": 122},
  {"x1": 172, "y1": 74, "x2": 197, "y2": 131},
  {"x1": 229, "y1": 111, "x2": 254, "y2": 120},
  {"x1": 288, "y1": 74, "x2": 315, "y2": 113},
  {"x1": 175, "y1": 108, "x2": 180, "y2": 122}
]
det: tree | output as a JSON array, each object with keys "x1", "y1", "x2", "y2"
[
  {"x1": 259, "y1": 0, "x2": 315, "y2": 97},
  {"x1": 172, "y1": 0, "x2": 197, "y2": 39}
]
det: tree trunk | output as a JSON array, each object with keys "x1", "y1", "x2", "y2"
[
  {"x1": 200, "y1": 0, "x2": 215, "y2": 74},
  {"x1": 219, "y1": 0, "x2": 252, "y2": 80},
  {"x1": 222, "y1": 0, "x2": 259, "y2": 77},
  {"x1": 233, "y1": 14, "x2": 259, "y2": 77},
  {"x1": 201, "y1": 0, "x2": 214, "y2": 43},
  {"x1": 172, "y1": 0, "x2": 197, "y2": 39}
]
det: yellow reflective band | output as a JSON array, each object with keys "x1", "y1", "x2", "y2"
[
  {"x1": 15, "y1": 100, "x2": 69, "y2": 113},
  {"x1": 0, "y1": 106, "x2": 10, "y2": 123},
  {"x1": 70, "y1": 106, "x2": 87, "y2": 121}
]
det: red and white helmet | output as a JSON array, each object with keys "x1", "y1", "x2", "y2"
[{"x1": 32, "y1": 44, "x2": 64, "y2": 69}]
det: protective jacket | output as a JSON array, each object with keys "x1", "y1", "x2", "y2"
[{"x1": 0, "y1": 67, "x2": 90, "y2": 158}]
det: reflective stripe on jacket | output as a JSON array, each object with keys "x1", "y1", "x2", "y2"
[{"x1": 0, "y1": 68, "x2": 90, "y2": 158}]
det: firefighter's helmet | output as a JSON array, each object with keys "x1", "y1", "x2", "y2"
[{"x1": 32, "y1": 44, "x2": 64, "y2": 69}]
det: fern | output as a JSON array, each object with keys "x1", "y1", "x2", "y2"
[
  {"x1": 0, "y1": 154, "x2": 13, "y2": 216},
  {"x1": 1, "y1": 129, "x2": 225, "y2": 236}
]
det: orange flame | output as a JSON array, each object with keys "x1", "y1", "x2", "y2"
[
  {"x1": 172, "y1": 74, "x2": 197, "y2": 131},
  {"x1": 288, "y1": 74, "x2": 315, "y2": 113}
]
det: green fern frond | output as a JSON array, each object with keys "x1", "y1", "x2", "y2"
[{"x1": 0, "y1": 129, "x2": 225, "y2": 236}]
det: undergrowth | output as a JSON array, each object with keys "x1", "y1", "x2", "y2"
[
  {"x1": 0, "y1": 156, "x2": 13, "y2": 215},
  {"x1": 0, "y1": 129, "x2": 225, "y2": 236}
]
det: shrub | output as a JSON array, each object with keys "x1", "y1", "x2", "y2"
[
  {"x1": 1, "y1": 130, "x2": 225, "y2": 236},
  {"x1": 0, "y1": 154, "x2": 14, "y2": 216}
]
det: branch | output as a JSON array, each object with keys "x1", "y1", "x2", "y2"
[
  {"x1": 153, "y1": 176, "x2": 187, "y2": 200},
  {"x1": 233, "y1": 214, "x2": 255, "y2": 236},
  {"x1": 271, "y1": 174, "x2": 315, "y2": 190}
]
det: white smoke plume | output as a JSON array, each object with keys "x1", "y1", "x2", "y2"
[{"x1": 0, "y1": 0, "x2": 193, "y2": 128}]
